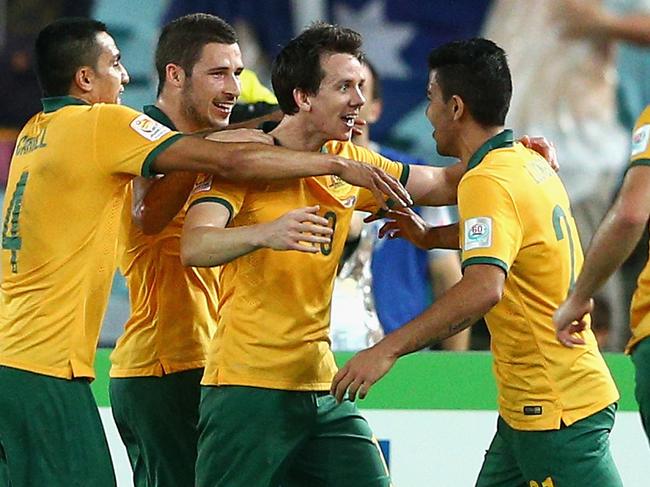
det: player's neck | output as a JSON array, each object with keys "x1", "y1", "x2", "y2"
[
  {"x1": 269, "y1": 115, "x2": 328, "y2": 152},
  {"x1": 155, "y1": 95, "x2": 205, "y2": 133},
  {"x1": 456, "y1": 125, "x2": 505, "y2": 168}
]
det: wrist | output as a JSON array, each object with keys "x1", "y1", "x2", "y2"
[{"x1": 330, "y1": 156, "x2": 348, "y2": 177}]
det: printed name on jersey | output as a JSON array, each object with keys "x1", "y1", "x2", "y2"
[
  {"x1": 192, "y1": 174, "x2": 213, "y2": 193},
  {"x1": 631, "y1": 124, "x2": 650, "y2": 156},
  {"x1": 129, "y1": 114, "x2": 172, "y2": 141},
  {"x1": 464, "y1": 217, "x2": 492, "y2": 250}
]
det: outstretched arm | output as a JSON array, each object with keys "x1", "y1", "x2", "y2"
[
  {"x1": 554, "y1": 165, "x2": 650, "y2": 347},
  {"x1": 181, "y1": 203, "x2": 333, "y2": 267},
  {"x1": 331, "y1": 264, "x2": 505, "y2": 402}
]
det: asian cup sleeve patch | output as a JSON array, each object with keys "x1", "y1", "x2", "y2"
[
  {"x1": 130, "y1": 114, "x2": 172, "y2": 141},
  {"x1": 464, "y1": 217, "x2": 492, "y2": 251},
  {"x1": 631, "y1": 124, "x2": 650, "y2": 157}
]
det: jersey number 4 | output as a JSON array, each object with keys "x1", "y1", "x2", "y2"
[{"x1": 2, "y1": 171, "x2": 29, "y2": 273}]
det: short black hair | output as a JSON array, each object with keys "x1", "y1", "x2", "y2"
[
  {"x1": 35, "y1": 17, "x2": 108, "y2": 97},
  {"x1": 272, "y1": 22, "x2": 364, "y2": 115},
  {"x1": 362, "y1": 58, "x2": 381, "y2": 102},
  {"x1": 156, "y1": 13, "x2": 238, "y2": 96},
  {"x1": 427, "y1": 38, "x2": 511, "y2": 126}
]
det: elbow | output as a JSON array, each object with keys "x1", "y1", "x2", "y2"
[
  {"x1": 477, "y1": 280, "x2": 504, "y2": 313},
  {"x1": 132, "y1": 208, "x2": 166, "y2": 236},
  {"x1": 616, "y1": 206, "x2": 649, "y2": 228},
  {"x1": 180, "y1": 233, "x2": 200, "y2": 267}
]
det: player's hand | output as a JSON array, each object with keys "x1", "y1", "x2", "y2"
[
  {"x1": 205, "y1": 128, "x2": 274, "y2": 145},
  {"x1": 351, "y1": 117, "x2": 367, "y2": 138},
  {"x1": 553, "y1": 294, "x2": 592, "y2": 348},
  {"x1": 519, "y1": 135, "x2": 559, "y2": 172},
  {"x1": 374, "y1": 208, "x2": 433, "y2": 249},
  {"x1": 331, "y1": 345, "x2": 397, "y2": 403},
  {"x1": 335, "y1": 157, "x2": 413, "y2": 210},
  {"x1": 260, "y1": 205, "x2": 333, "y2": 252}
]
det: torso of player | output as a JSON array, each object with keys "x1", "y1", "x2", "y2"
[
  {"x1": 0, "y1": 98, "x2": 181, "y2": 379},
  {"x1": 459, "y1": 133, "x2": 618, "y2": 430},
  {"x1": 110, "y1": 187, "x2": 219, "y2": 377},
  {"x1": 626, "y1": 105, "x2": 650, "y2": 352},
  {"x1": 196, "y1": 140, "x2": 405, "y2": 391}
]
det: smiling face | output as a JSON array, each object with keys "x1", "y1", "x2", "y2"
[
  {"x1": 304, "y1": 52, "x2": 366, "y2": 142},
  {"x1": 89, "y1": 31, "x2": 129, "y2": 104},
  {"x1": 180, "y1": 42, "x2": 243, "y2": 130},
  {"x1": 425, "y1": 69, "x2": 458, "y2": 158}
]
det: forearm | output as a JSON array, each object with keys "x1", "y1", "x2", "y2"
[
  {"x1": 180, "y1": 224, "x2": 267, "y2": 267},
  {"x1": 421, "y1": 224, "x2": 460, "y2": 250},
  {"x1": 375, "y1": 277, "x2": 497, "y2": 358},
  {"x1": 572, "y1": 209, "x2": 646, "y2": 300},
  {"x1": 134, "y1": 172, "x2": 197, "y2": 234},
  {"x1": 154, "y1": 137, "x2": 344, "y2": 182},
  {"x1": 601, "y1": 14, "x2": 650, "y2": 45}
]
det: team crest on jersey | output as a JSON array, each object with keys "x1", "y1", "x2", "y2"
[
  {"x1": 464, "y1": 217, "x2": 492, "y2": 250},
  {"x1": 129, "y1": 114, "x2": 171, "y2": 141},
  {"x1": 192, "y1": 175, "x2": 213, "y2": 193},
  {"x1": 631, "y1": 124, "x2": 650, "y2": 156}
]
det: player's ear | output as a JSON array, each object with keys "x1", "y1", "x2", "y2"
[
  {"x1": 165, "y1": 63, "x2": 186, "y2": 89},
  {"x1": 450, "y1": 95, "x2": 464, "y2": 121},
  {"x1": 294, "y1": 88, "x2": 311, "y2": 112},
  {"x1": 74, "y1": 66, "x2": 94, "y2": 93}
]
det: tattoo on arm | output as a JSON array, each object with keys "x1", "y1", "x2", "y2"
[{"x1": 447, "y1": 318, "x2": 472, "y2": 336}]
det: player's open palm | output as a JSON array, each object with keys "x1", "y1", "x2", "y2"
[
  {"x1": 330, "y1": 346, "x2": 396, "y2": 403},
  {"x1": 553, "y1": 294, "x2": 592, "y2": 348},
  {"x1": 262, "y1": 205, "x2": 333, "y2": 253}
]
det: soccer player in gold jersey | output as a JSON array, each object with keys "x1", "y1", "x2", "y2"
[
  {"x1": 0, "y1": 18, "x2": 409, "y2": 487},
  {"x1": 332, "y1": 38, "x2": 623, "y2": 486},
  {"x1": 555, "y1": 104, "x2": 650, "y2": 447}
]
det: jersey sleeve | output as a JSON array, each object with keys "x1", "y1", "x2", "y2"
[
  {"x1": 187, "y1": 174, "x2": 247, "y2": 224},
  {"x1": 338, "y1": 144, "x2": 409, "y2": 213},
  {"x1": 630, "y1": 105, "x2": 650, "y2": 166},
  {"x1": 458, "y1": 174, "x2": 522, "y2": 274},
  {"x1": 94, "y1": 104, "x2": 184, "y2": 178}
]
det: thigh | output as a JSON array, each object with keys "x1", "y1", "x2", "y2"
[
  {"x1": 109, "y1": 369, "x2": 203, "y2": 487},
  {"x1": 195, "y1": 386, "x2": 314, "y2": 487},
  {"x1": 513, "y1": 406, "x2": 623, "y2": 487},
  {"x1": 631, "y1": 337, "x2": 650, "y2": 444},
  {"x1": 475, "y1": 419, "x2": 527, "y2": 487},
  {"x1": 0, "y1": 366, "x2": 116, "y2": 487},
  {"x1": 284, "y1": 396, "x2": 390, "y2": 487}
]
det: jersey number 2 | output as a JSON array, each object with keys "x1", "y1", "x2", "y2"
[
  {"x1": 2, "y1": 171, "x2": 29, "y2": 273},
  {"x1": 552, "y1": 204, "x2": 577, "y2": 289}
]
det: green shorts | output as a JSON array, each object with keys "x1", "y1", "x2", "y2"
[
  {"x1": 476, "y1": 404, "x2": 622, "y2": 487},
  {"x1": 109, "y1": 368, "x2": 203, "y2": 487},
  {"x1": 0, "y1": 365, "x2": 116, "y2": 487},
  {"x1": 631, "y1": 335, "x2": 650, "y2": 445},
  {"x1": 195, "y1": 385, "x2": 391, "y2": 487}
]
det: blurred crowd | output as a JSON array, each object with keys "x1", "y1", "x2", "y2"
[{"x1": 2, "y1": 0, "x2": 650, "y2": 352}]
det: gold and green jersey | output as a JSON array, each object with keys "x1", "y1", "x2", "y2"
[
  {"x1": 0, "y1": 97, "x2": 183, "y2": 380},
  {"x1": 110, "y1": 105, "x2": 218, "y2": 377},
  {"x1": 458, "y1": 130, "x2": 618, "y2": 431},
  {"x1": 187, "y1": 140, "x2": 408, "y2": 390},
  {"x1": 627, "y1": 105, "x2": 650, "y2": 352}
]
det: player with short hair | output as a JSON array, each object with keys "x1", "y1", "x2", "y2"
[
  {"x1": 0, "y1": 17, "x2": 409, "y2": 487},
  {"x1": 332, "y1": 38, "x2": 622, "y2": 486}
]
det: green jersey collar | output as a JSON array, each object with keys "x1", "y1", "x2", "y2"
[
  {"x1": 466, "y1": 129, "x2": 514, "y2": 171},
  {"x1": 41, "y1": 96, "x2": 89, "y2": 113},
  {"x1": 143, "y1": 105, "x2": 177, "y2": 131}
]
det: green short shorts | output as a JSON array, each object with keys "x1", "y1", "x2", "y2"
[
  {"x1": 476, "y1": 404, "x2": 622, "y2": 487},
  {"x1": 631, "y1": 335, "x2": 650, "y2": 445},
  {"x1": 0, "y1": 365, "x2": 116, "y2": 487},
  {"x1": 109, "y1": 368, "x2": 203, "y2": 487},
  {"x1": 195, "y1": 385, "x2": 391, "y2": 487}
]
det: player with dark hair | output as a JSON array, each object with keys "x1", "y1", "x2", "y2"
[
  {"x1": 332, "y1": 38, "x2": 623, "y2": 486},
  {"x1": 0, "y1": 17, "x2": 409, "y2": 487}
]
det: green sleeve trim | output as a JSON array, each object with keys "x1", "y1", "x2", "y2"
[
  {"x1": 461, "y1": 256, "x2": 508, "y2": 274},
  {"x1": 141, "y1": 133, "x2": 185, "y2": 177},
  {"x1": 399, "y1": 162, "x2": 410, "y2": 186},
  {"x1": 187, "y1": 196, "x2": 234, "y2": 225},
  {"x1": 629, "y1": 158, "x2": 650, "y2": 168}
]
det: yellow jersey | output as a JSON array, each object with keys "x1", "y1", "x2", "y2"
[
  {"x1": 627, "y1": 105, "x2": 650, "y2": 352},
  {"x1": 110, "y1": 105, "x2": 218, "y2": 377},
  {"x1": 187, "y1": 140, "x2": 407, "y2": 390},
  {"x1": 459, "y1": 130, "x2": 618, "y2": 430},
  {"x1": 0, "y1": 96, "x2": 183, "y2": 379}
]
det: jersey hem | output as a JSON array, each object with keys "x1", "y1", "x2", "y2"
[
  {"x1": 201, "y1": 375, "x2": 333, "y2": 391},
  {"x1": 109, "y1": 359, "x2": 206, "y2": 378},
  {"x1": 0, "y1": 359, "x2": 94, "y2": 381}
]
